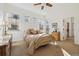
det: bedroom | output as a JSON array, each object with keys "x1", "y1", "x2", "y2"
[{"x1": 0, "y1": 3, "x2": 79, "y2": 56}]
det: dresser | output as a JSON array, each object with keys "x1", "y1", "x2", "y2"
[{"x1": 51, "y1": 32, "x2": 60, "y2": 41}]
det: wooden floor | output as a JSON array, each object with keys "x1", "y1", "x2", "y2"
[
  {"x1": 58, "y1": 38, "x2": 79, "y2": 56},
  {"x1": 11, "y1": 41, "x2": 63, "y2": 56},
  {"x1": 33, "y1": 44, "x2": 63, "y2": 56},
  {"x1": 10, "y1": 37, "x2": 79, "y2": 56}
]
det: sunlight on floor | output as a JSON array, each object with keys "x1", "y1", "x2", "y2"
[
  {"x1": 50, "y1": 41, "x2": 71, "y2": 56},
  {"x1": 61, "y1": 48, "x2": 71, "y2": 56}
]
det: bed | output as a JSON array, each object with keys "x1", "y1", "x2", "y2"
[{"x1": 24, "y1": 33, "x2": 53, "y2": 55}]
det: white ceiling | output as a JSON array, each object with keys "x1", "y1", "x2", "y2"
[
  {"x1": 9, "y1": 3, "x2": 79, "y2": 18},
  {"x1": 10, "y1": 3, "x2": 54, "y2": 15}
]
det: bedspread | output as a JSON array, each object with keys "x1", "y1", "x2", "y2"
[{"x1": 24, "y1": 33, "x2": 53, "y2": 55}]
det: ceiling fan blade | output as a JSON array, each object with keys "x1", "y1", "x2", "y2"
[
  {"x1": 41, "y1": 6, "x2": 44, "y2": 10},
  {"x1": 46, "y1": 3, "x2": 52, "y2": 7},
  {"x1": 34, "y1": 3, "x2": 42, "y2": 5}
]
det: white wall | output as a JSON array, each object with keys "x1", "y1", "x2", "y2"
[
  {"x1": 0, "y1": 12, "x2": 3, "y2": 35},
  {"x1": 0, "y1": 3, "x2": 79, "y2": 44},
  {"x1": 47, "y1": 18, "x2": 64, "y2": 41},
  {"x1": 74, "y1": 17, "x2": 79, "y2": 45},
  {"x1": 0, "y1": 3, "x2": 4, "y2": 12},
  {"x1": 63, "y1": 17, "x2": 74, "y2": 40},
  {"x1": 2, "y1": 4, "x2": 43, "y2": 42},
  {"x1": 6, "y1": 3, "x2": 79, "y2": 45},
  {"x1": 0, "y1": 12, "x2": 4, "y2": 43},
  {"x1": 46, "y1": 3, "x2": 79, "y2": 44}
]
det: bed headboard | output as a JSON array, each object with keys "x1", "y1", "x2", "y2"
[{"x1": 26, "y1": 28, "x2": 42, "y2": 35}]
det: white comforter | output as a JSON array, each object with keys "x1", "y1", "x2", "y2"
[{"x1": 24, "y1": 33, "x2": 52, "y2": 55}]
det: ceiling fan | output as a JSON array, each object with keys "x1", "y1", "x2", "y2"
[{"x1": 33, "y1": 3, "x2": 53, "y2": 10}]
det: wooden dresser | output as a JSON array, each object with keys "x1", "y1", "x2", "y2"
[{"x1": 51, "y1": 32, "x2": 60, "y2": 41}]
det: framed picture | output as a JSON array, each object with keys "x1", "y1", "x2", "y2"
[
  {"x1": 24, "y1": 16, "x2": 29, "y2": 22},
  {"x1": 39, "y1": 23, "x2": 43, "y2": 30},
  {"x1": 52, "y1": 23, "x2": 58, "y2": 32},
  {"x1": 6, "y1": 13, "x2": 20, "y2": 30},
  {"x1": 52, "y1": 23, "x2": 57, "y2": 28},
  {"x1": 45, "y1": 21, "x2": 49, "y2": 34}
]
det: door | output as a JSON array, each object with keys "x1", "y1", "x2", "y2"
[
  {"x1": 67, "y1": 22, "x2": 69, "y2": 38},
  {"x1": 63, "y1": 21, "x2": 70, "y2": 40}
]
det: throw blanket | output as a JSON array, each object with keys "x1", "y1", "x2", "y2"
[{"x1": 24, "y1": 33, "x2": 53, "y2": 55}]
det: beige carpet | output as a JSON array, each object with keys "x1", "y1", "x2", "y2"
[
  {"x1": 58, "y1": 39, "x2": 79, "y2": 56},
  {"x1": 11, "y1": 42, "x2": 63, "y2": 56}
]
